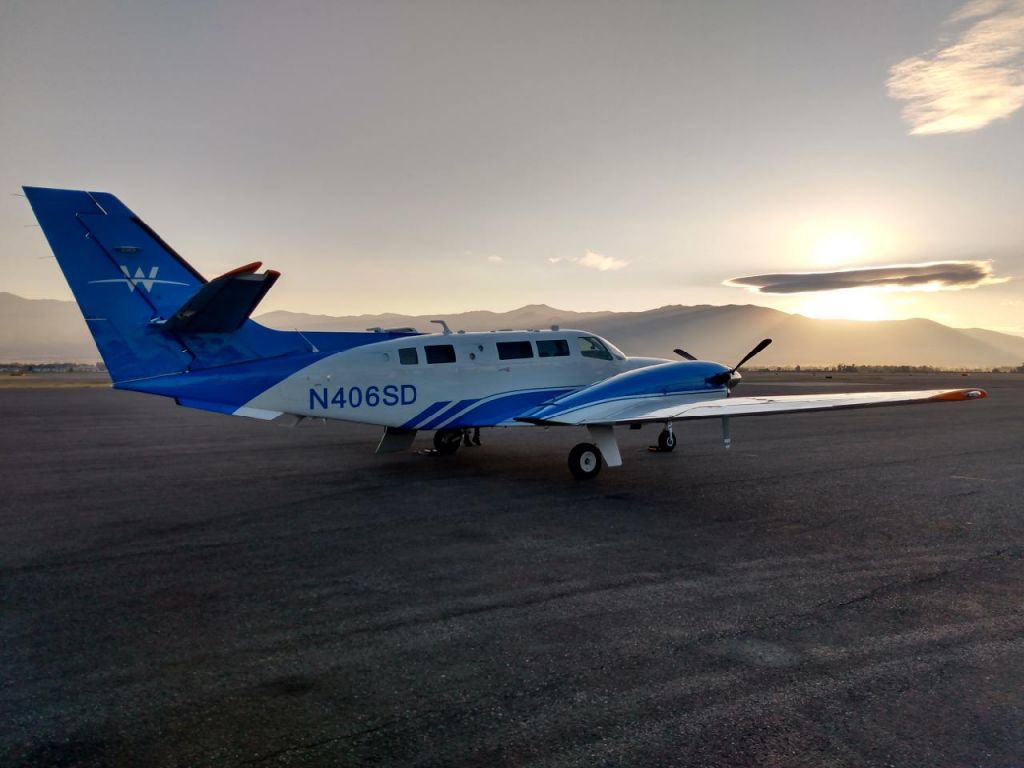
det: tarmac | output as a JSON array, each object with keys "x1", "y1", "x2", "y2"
[{"x1": 1, "y1": 373, "x2": 1022, "y2": 767}]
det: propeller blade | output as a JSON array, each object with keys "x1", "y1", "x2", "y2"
[
  {"x1": 673, "y1": 348, "x2": 698, "y2": 361},
  {"x1": 732, "y1": 338, "x2": 772, "y2": 372}
]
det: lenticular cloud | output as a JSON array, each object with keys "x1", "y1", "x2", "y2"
[{"x1": 726, "y1": 261, "x2": 1002, "y2": 294}]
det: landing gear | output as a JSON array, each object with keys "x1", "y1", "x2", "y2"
[
  {"x1": 433, "y1": 429, "x2": 462, "y2": 455},
  {"x1": 656, "y1": 428, "x2": 676, "y2": 452},
  {"x1": 568, "y1": 442, "x2": 603, "y2": 480}
]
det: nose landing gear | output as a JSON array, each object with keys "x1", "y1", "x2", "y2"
[{"x1": 655, "y1": 426, "x2": 676, "y2": 452}]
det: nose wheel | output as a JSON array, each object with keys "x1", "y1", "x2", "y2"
[
  {"x1": 649, "y1": 426, "x2": 676, "y2": 452},
  {"x1": 568, "y1": 442, "x2": 603, "y2": 480}
]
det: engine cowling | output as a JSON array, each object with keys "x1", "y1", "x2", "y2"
[{"x1": 521, "y1": 360, "x2": 732, "y2": 424}]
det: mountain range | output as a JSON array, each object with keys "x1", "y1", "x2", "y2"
[{"x1": 3, "y1": 291, "x2": 1023, "y2": 369}]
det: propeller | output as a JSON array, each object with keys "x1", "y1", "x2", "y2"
[
  {"x1": 708, "y1": 338, "x2": 773, "y2": 387},
  {"x1": 732, "y1": 337, "x2": 773, "y2": 371},
  {"x1": 673, "y1": 348, "x2": 698, "y2": 361}
]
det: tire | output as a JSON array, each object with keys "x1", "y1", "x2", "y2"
[
  {"x1": 657, "y1": 429, "x2": 676, "y2": 452},
  {"x1": 568, "y1": 442, "x2": 602, "y2": 480},
  {"x1": 433, "y1": 429, "x2": 462, "y2": 455}
]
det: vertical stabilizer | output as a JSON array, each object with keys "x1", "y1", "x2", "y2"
[{"x1": 24, "y1": 187, "x2": 204, "y2": 382}]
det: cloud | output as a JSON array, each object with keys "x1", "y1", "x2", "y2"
[
  {"x1": 949, "y1": 0, "x2": 1010, "y2": 23},
  {"x1": 486, "y1": 255, "x2": 503, "y2": 264},
  {"x1": 887, "y1": 0, "x2": 1024, "y2": 134},
  {"x1": 546, "y1": 251, "x2": 629, "y2": 270},
  {"x1": 726, "y1": 261, "x2": 1006, "y2": 294},
  {"x1": 575, "y1": 250, "x2": 629, "y2": 271}
]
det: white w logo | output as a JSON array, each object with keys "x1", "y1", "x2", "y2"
[{"x1": 89, "y1": 265, "x2": 190, "y2": 293}]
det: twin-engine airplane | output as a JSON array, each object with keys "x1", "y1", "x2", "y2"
[{"x1": 24, "y1": 187, "x2": 987, "y2": 479}]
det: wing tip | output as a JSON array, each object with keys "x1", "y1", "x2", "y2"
[{"x1": 928, "y1": 388, "x2": 987, "y2": 402}]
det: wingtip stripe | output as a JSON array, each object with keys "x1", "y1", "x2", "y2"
[{"x1": 928, "y1": 389, "x2": 987, "y2": 402}]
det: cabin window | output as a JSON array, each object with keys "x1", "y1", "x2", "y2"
[
  {"x1": 536, "y1": 339, "x2": 570, "y2": 358},
  {"x1": 398, "y1": 347, "x2": 418, "y2": 365},
  {"x1": 577, "y1": 336, "x2": 613, "y2": 361},
  {"x1": 496, "y1": 341, "x2": 534, "y2": 360},
  {"x1": 425, "y1": 344, "x2": 456, "y2": 364}
]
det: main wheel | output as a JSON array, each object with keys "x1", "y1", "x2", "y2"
[
  {"x1": 433, "y1": 429, "x2": 462, "y2": 455},
  {"x1": 657, "y1": 428, "x2": 676, "y2": 452},
  {"x1": 568, "y1": 442, "x2": 602, "y2": 480}
]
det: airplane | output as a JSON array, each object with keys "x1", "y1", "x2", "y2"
[{"x1": 23, "y1": 186, "x2": 988, "y2": 479}]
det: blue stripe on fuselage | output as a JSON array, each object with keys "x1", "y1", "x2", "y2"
[
  {"x1": 420, "y1": 398, "x2": 480, "y2": 430},
  {"x1": 443, "y1": 388, "x2": 577, "y2": 427},
  {"x1": 400, "y1": 400, "x2": 452, "y2": 430}
]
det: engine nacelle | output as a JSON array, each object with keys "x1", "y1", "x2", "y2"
[{"x1": 521, "y1": 360, "x2": 732, "y2": 424}]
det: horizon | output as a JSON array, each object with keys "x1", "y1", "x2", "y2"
[
  {"x1": 2, "y1": 2, "x2": 1022, "y2": 336},
  {"x1": 5, "y1": 289, "x2": 1023, "y2": 341},
  {"x1": 5, "y1": 289, "x2": 1023, "y2": 339}
]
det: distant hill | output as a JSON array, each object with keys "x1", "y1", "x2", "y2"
[
  {"x1": 259, "y1": 303, "x2": 1024, "y2": 368},
  {"x1": 0, "y1": 292, "x2": 101, "y2": 363},
  {"x1": 3, "y1": 292, "x2": 1024, "y2": 368}
]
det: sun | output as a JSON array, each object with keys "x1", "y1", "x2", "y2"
[
  {"x1": 795, "y1": 289, "x2": 891, "y2": 322},
  {"x1": 810, "y1": 231, "x2": 867, "y2": 267}
]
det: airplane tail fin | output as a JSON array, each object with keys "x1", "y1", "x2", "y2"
[{"x1": 23, "y1": 187, "x2": 290, "y2": 383}]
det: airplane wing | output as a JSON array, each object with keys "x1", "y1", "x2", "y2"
[{"x1": 520, "y1": 387, "x2": 987, "y2": 426}]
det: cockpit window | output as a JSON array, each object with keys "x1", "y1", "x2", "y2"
[
  {"x1": 603, "y1": 339, "x2": 626, "y2": 360},
  {"x1": 398, "y1": 347, "x2": 418, "y2": 365},
  {"x1": 577, "y1": 336, "x2": 613, "y2": 361}
]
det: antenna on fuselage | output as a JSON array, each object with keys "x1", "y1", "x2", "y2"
[
  {"x1": 431, "y1": 320, "x2": 453, "y2": 335},
  {"x1": 295, "y1": 329, "x2": 320, "y2": 353}
]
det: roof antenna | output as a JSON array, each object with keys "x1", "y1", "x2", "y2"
[
  {"x1": 296, "y1": 328, "x2": 320, "y2": 352},
  {"x1": 431, "y1": 319, "x2": 453, "y2": 335}
]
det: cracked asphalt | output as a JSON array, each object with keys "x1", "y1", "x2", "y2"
[{"x1": 1, "y1": 373, "x2": 1022, "y2": 767}]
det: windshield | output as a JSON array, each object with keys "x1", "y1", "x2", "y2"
[{"x1": 577, "y1": 336, "x2": 624, "y2": 361}]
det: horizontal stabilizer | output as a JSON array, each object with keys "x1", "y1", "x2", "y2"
[{"x1": 163, "y1": 262, "x2": 279, "y2": 334}]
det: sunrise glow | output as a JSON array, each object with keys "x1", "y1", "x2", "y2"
[
  {"x1": 810, "y1": 231, "x2": 867, "y2": 267},
  {"x1": 794, "y1": 289, "x2": 893, "y2": 322}
]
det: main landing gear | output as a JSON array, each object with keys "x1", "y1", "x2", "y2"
[
  {"x1": 430, "y1": 424, "x2": 677, "y2": 481},
  {"x1": 567, "y1": 425, "x2": 622, "y2": 481},
  {"x1": 568, "y1": 442, "x2": 603, "y2": 480},
  {"x1": 431, "y1": 428, "x2": 483, "y2": 455},
  {"x1": 432, "y1": 428, "x2": 463, "y2": 455},
  {"x1": 568, "y1": 424, "x2": 676, "y2": 480}
]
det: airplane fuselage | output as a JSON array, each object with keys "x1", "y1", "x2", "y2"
[{"x1": 242, "y1": 329, "x2": 702, "y2": 430}]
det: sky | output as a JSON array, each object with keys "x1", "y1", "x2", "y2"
[{"x1": 1, "y1": 0, "x2": 1022, "y2": 334}]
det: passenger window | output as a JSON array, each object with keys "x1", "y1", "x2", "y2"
[
  {"x1": 577, "y1": 336, "x2": 613, "y2": 361},
  {"x1": 496, "y1": 341, "x2": 534, "y2": 360},
  {"x1": 536, "y1": 339, "x2": 570, "y2": 358},
  {"x1": 425, "y1": 344, "x2": 456, "y2": 364},
  {"x1": 398, "y1": 347, "x2": 418, "y2": 365}
]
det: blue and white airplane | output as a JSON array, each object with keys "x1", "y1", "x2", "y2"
[{"x1": 24, "y1": 187, "x2": 988, "y2": 479}]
